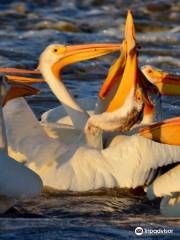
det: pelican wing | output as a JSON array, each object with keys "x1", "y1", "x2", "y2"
[
  {"x1": 102, "y1": 135, "x2": 180, "y2": 189},
  {"x1": 3, "y1": 98, "x2": 67, "y2": 164}
]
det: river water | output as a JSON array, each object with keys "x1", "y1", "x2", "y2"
[{"x1": 0, "y1": 0, "x2": 180, "y2": 239}]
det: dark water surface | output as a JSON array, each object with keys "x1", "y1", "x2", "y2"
[{"x1": 0, "y1": 0, "x2": 180, "y2": 239}]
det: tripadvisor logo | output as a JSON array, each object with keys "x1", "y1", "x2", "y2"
[
  {"x1": 135, "y1": 227, "x2": 143, "y2": 236},
  {"x1": 134, "y1": 226, "x2": 173, "y2": 236}
]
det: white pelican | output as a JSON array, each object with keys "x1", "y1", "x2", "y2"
[{"x1": 0, "y1": 76, "x2": 42, "y2": 214}]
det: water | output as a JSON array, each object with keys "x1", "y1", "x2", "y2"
[{"x1": 0, "y1": 0, "x2": 180, "y2": 239}]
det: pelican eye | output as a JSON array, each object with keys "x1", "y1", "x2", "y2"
[
  {"x1": 135, "y1": 88, "x2": 143, "y2": 103},
  {"x1": 51, "y1": 46, "x2": 65, "y2": 55},
  {"x1": 148, "y1": 69, "x2": 152, "y2": 73}
]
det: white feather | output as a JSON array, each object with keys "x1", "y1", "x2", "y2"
[{"x1": 4, "y1": 98, "x2": 180, "y2": 191}]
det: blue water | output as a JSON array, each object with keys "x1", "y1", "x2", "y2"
[{"x1": 0, "y1": 0, "x2": 180, "y2": 239}]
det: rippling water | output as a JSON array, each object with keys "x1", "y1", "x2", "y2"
[{"x1": 0, "y1": 0, "x2": 180, "y2": 239}]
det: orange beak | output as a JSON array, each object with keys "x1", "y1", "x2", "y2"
[
  {"x1": 141, "y1": 65, "x2": 180, "y2": 96},
  {"x1": 59, "y1": 43, "x2": 121, "y2": 66},
  {"x1": 99, "y1": 10, "x2": 138, "y2": 112},
  {"x1": 0, "y1": 67, "x2": 43, "y2": 84},
  {"x1": 2, "y1": 81, "x2": 39, "y2": 106},
  {"x1": 99, "y1": 42, "x2": 126, "y2": 99},
  {"x1": 139, "y1": 117, "x2": 180, "y2": 145},
  {"x1": 50, "y1": 43, "x2": 122, "y2": 78}
]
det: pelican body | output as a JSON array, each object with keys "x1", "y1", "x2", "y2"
[{"x1": 0, "y1": 75, "x2": 42, "y2": 213}]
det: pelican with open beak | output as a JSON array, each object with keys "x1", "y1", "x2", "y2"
[{"x1": 85, "y1": 10, "x2": 148, "y2": 134}]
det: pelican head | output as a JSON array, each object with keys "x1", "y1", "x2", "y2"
[
  {"x1": 38, "y1": 43, "x2": 121, "y2": 79},
  {"x1": 141, "y1": 65, "x2": 180, "y2": 96},
  {"x1": 38, "y1": 44, "x2": 66, "y2": 71},
  {"x1": 87, "y1": 83, "x2": 145, "y2": 133}
]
